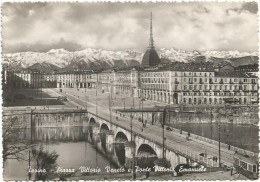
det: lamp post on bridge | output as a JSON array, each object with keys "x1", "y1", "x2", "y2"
[
  {"x1": 129, "y1": 106, "x2": 136, "y2": 180},
  {"x1": 162, "y1": 108, "x2": 167, "y2": 159},
  {"x1": 122, "y1": 98, "x2": 126, "y2": 111}
]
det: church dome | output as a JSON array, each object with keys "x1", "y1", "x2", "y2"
[
  {"x1": 142, "y1": 48, "x2": 160, "y2": 66},
  {"x1": 141, "y1": 12, "x2": 161, "y2": 67}
]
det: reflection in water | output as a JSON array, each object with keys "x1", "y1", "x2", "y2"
[
  {"x1": 115, "y1": 144, "x2": 126, "y2": 166},
  {"x1": 3, "y1": 126, "x2": 119, "y2": 180}
]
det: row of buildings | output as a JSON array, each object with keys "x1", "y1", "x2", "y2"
[
  {"x1": 2, "y1": 13, "x2": 259, "y2": 105},
  {"x1": 53, "y1": 62, "x2": 258, "y2": 105},
  {"x1": 2, "y1": 67, "x2": 56, "y2": 89}
]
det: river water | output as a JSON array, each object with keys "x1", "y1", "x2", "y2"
[
  {"x1": 3, "y1": 122, "x2": 258, "y2": 180},
  {"x1": 3, "y1": 127, "x2": 118, "y2": 180},
  {"x1": 169, "y1": 123, "x2": 258, "y2": 153}
]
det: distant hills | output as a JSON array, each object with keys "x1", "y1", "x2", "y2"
[{"x1": 2, "y1": 48, "x2": 258, "y2": 73}]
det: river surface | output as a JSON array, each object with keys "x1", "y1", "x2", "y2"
[
  {"x1": 3, "y1": 126, "x2": 118, "y2": 180},
  {"x1": 169, "y1": 123, "x2": 258, "y2": 153},
  {"x1": 3, "y1": 122, "x2": 258, "y2": 180}
]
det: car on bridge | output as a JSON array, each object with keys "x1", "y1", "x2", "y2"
[
  {"x1": 57, "y1": 96, "x2": 68, "y2": 101},
  {"x1": 166, "y1": 126, "x2": 173, "y2": 131}
]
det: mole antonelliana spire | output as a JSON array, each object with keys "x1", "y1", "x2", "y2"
[
  {"x1": 149, "y1": 12, "x2": 154, "y2": 48},
  {"x1": 142, "y1": 12, "x2": 161, "y2": 67}
]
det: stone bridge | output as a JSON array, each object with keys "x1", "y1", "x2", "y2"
[
  {"x1": 84, "y1": 112, "x2": 218, "y2": 170},
  {"x1": 3, "y1": 108, "x2": 219, "y2": 170}
]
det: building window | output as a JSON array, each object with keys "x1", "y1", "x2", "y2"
[
  {"x1": 204, "y1": 98, "x2": 207, "y2": 104},
  {"x1": 189, "y1": 98, "x2": 192, "y2": 104},
  {"x1": 209, "y1": 98, "x2": 212, "y2": 104}
]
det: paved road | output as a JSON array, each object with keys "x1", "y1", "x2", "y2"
[{"x1": 49, "y1": 88, "x2": 237, "y2": 168}]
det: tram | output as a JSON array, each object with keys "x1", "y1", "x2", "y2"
[{"x1": 233, "y1": 152, "x2": 258, "y2": 179}]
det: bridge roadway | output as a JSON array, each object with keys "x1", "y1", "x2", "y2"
[{"x1": 49, "y1": 88, "x2": 234, "y2": 167}]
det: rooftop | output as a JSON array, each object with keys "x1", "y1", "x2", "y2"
[{"x1": 215, "y1": 71, "x2": 258, "y2": 78}]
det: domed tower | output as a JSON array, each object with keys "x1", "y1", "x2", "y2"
[{"x1": 142, "y1": 12, "x2": 161, "y2": 67}]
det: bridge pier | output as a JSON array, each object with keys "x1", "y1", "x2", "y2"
[
  {"x1": 91, "y1": 123, "x2": 101, "y2": 142},
  {"x1": 106, "y1": 130, "x2": 115, "y2": 153},
  {"x1": 124, "y1": 141, "x2": 136, "y2": 169}
]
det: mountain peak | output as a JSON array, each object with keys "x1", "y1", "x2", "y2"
[{"x1": 3, "y1": 48, "x2": 258, "y2": 71}]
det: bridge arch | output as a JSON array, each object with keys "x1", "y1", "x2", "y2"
[
  {"x1": 115, "y1": 131, "x2": 128, "y2": 142},
  {"x1": 100, "y1": 123, "x2": 109, "y2": 132},
  {"x1": 89, "y1": 117, "x2": 96, "y2": 124},
  {"x1": 100, "y1": 123, "x2": 110, "y2": 152},
  {"x1": 137, "y1": 144, "x2": 158, "y2": 169}
]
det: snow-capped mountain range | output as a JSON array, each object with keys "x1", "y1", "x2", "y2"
[{"x1": 2, "y1": 48, "x2": 258, "y2": 69}]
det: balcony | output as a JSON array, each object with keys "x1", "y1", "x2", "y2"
[
  {"x1": 199, "y1": 81, "x2": 204, "y2": 84},
  {"x1": 189, "y1": 81, "x2": 193, "y2": 84},
  {"x1": 175, "y1": 81, "x2": 180, "y2": 84},
  {"x1": 219, "y1": 81, "x2": 224, "y2": 84}
]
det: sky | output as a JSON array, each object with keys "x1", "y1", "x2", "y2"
[{"x1": 2, "y1": 2, "x2": 258, "y2": 53}]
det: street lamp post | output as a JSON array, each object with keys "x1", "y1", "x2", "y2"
[
  {"x1": 141, "y1": 98, "x2": 144, "y2": 127},
  {"x1": 122, "y1": 98, "x2": 126, "y2": 111},
  {"x1": 162, "y1": 108, "x2": 167, "y2": 159},
  {"x1": 109, "y1": 93, "x2": 113, "y2": 127},
  {"x1": 130, "y1": 107, "x2": 136, "y2": 179},
  {"x1": 218, "y1": 122, "x2": 221, "y2": 167},
  {"x1": 96, "y1": 78, "x2": 98, "y2": 116}
]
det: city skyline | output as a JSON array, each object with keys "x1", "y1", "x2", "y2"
[{"x1": 2, "y1": 2, "x2": 258, "y2": 53}]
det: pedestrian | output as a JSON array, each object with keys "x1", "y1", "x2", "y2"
[{"x1": 230, "y1": 166, "x2": 233, "y2": 176}]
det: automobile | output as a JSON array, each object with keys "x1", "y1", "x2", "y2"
[
  {"x1": 166, "y1": 126, "x2": 173, "y2": 131},
  {"x1": 57, "y1": 96, "x2": 68, "y2": 101}
]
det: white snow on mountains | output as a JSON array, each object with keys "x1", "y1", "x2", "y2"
[{"x1": 2, "y1": 48, "x2": 258, "y2": 69}]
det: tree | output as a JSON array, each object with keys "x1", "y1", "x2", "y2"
[
  {"x1": 31, "y1": 145, "x2": 59, "y2": 180},
  {"x1": 2, "y1": 116, "x2": 32, "y2": 163}
]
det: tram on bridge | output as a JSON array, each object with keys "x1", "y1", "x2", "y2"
[{"x1": 233, "y1": 152, "x2": 258, "y2": 179}]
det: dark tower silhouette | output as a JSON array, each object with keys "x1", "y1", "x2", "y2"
[{"x1": 142, "y1": 12, "x2": 161, "y2": 67}]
